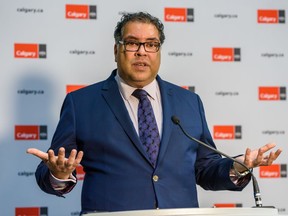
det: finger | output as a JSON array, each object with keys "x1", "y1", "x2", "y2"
[
  {"x1": 253, "y1": 144, "x2": 273, "y2": 166},
  {"x1": 57, "y1": 147, "x2": 66, "y2": 166},
  {"x1": 258, "y1": 143, "x2": 276, "y2": 154},
  {"x1": 26, "y1": 148, "x2": 48, "y2": 161},
  {"x1": 266, "y1": 149, "x2": 282, "y2": 165},
  {"x1": 275, "y1": 148, "x2": 282, "y2": 158},
  {"x1": 244, "y1": 148, "x2": 253, "y2": 168},
  {"x1": 67, "y1": 150, "x2": 84, "y2": 168},
  {"x1": 75, "y1": 151, "x2": 84, "y2": 165},
  {"x1": 48, "y1": 149, "x2": 57, "y2": 165},
  {"x1": 254, "y1": 148, "x2": 264, "y2": 165},
  {"x1": 66, "y1": 149, "x2": 78, "y2": 168},
  {"x1": 266, "y1": 151, "x2": 276, "y2": 166}
]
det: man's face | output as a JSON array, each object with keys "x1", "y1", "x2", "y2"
[{"x1": 114, "y1": 21, "x2": 161, "y2": 88}]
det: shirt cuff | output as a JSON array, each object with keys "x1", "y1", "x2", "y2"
[
  {"x1": 230, "y1": 166, "x2": 251, "y2": 186},
  {"x1": 49, "y1": 172, "x2": 77, "y2": 193}
]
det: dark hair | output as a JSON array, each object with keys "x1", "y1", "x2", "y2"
[{"x1": 114, "y1": 12, "x2": 165, "y2": 44}]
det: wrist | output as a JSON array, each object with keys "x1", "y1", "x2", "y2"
[
  {"x1": 233, "y1": 162, "x2": 252, "y2": 177},
  {"x1": 50, "y1": 171, "x2": 71, "y2": 180}
]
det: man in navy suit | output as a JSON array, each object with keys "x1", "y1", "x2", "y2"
[{"x1": 27, "y1": 12, "x2": 281, "y2": 214}]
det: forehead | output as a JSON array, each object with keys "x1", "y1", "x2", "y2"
[{"x1": 122, "y1": 21, "x2": 160, "y2": 40}]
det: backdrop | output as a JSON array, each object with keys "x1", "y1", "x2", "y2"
[{"x1": 0, "y1": 0, "x2": 287, "y2": 215}]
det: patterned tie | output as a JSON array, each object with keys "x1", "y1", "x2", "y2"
[{"x1": 133, "y1": 89, "x2": 160, "y2": 167}]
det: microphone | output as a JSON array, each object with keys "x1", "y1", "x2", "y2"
[{"x1": 171, "y1": 115, "x2": 264, "y2": 208}]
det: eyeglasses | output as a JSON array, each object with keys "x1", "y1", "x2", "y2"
[{"x1": 118, "y1": 40, "x2": 161, "y2": 53}]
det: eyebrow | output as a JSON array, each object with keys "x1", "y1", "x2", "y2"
[{"x1": 123, "y1": 36, "x2": 160, "y2": 42}]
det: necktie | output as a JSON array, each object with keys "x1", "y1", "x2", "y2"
[{"x1": 132, "y1": 89, "x2": 160, "y2": 167}]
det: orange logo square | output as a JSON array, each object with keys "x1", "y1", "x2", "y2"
[
  {"x1": 15, "y1": 125, "x2": 39, "y2": 140},
  {"x1": 259, "y1": 87, "x2": 279, "y2": 100},
  {"x1": 165, "y1": 8, "x2": 186, "y2": 22},
  {"x1": 260, "y1": 164, "x2": 280, "y2": 178},
  {"x1": 212, "y1": 48, "x2": 234, "y2": 61},
  {"x1": 76, "y1": 165, "x2": 85, "y2": 180},
  {"x1": 66, "y1": 5, "x2": 89, "y2": 19},
  {"x1": 213, "y1": 125, "x2": 235, "y2": 139},
  {"x1": 258, "y1": 10, "x2": 278, "y2": 23},
  {"x1": 66, "y1": 85, "x2": 86, "y2": 93},
  {"x1": 14, "y1": 44, "x2": 38, "y2": 58}
]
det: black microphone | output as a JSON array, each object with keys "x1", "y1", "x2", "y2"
[{"x1": 171, "y1": 115, "x2": 264, "y2": 208}]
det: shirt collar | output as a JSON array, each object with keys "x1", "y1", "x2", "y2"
[{"x1": 115, "y1": 71, "x2": 158, "y2": 101}]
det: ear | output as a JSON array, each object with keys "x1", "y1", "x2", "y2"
[{"x1": 114, "y1": 44, "x2": 118, "y2": 62}]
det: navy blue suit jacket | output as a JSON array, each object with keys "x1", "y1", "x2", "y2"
[{"x1": 35, "y1": 70, "x2": 249, "y2": 213}]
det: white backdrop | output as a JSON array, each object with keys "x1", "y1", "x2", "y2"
[{"x1": 0, "y1": 0, "x2": 287, "y2": 215}]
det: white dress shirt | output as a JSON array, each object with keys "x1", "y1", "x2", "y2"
[{"x1": 115, "y1": 73, "x2": 163, "y2": 137}]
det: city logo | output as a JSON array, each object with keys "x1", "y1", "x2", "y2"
[
  {"x1": 66, "y1": 84, "x2": 86, "y2": 93},
  {"x1": 14, "y1": 43, "x2": 46, "y2": 58},
  {"x1": 262, "y1": 130, "x2": 285, "y2": 136},
  {"x1": 15, "y1": 207, "x2": 48, "y2": 216},
  {"x1": 164, "y1": 8, "x2": 194, "y2": 22},
  {"x1": 76, "y1": 165, "x2": 85, "y2": 180},
  {"x1": 213, "y1": 125, "x2": 242, "y2": 140},
  {"x1": 260, "y1": 164, "x2": 287, "y2": 178},
  {"x1": 15, "y1": 125, "x2": 47, "y2": 140},
  {"x1": 212, "y1": 48, "x2": 241, "y2": 62},
  {"x1": 213, "y1": 203, "x2": 242, "y2": 208},
  {"x1": 66, "y1": 5, "x2": 97, "y2": 19},
  {"x1": 258, "y1": 86, "x2": 286, "y2": 101},
  {"x1": 182, "y1": 86, "x2": 195, "y2": 92},
  {"x1": 18, "y1": 171, "x2": 35, "y2": 177},
  {"x1": 258, "y1": 10, "x2": 285, "y2": 24}
]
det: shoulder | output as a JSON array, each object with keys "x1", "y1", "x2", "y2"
[
  {"x1": 157, "y1": 76, "x2": 199, "y2": 99},
  {"x1": 69, "y1": 70, "x2": 117, "y2": 98},
  {"x1": 69, "y1": 81, "x2": 104, "y2": 96}
]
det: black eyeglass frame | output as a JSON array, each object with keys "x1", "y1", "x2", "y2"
[{"x1": 118, "y1": 40, "x2": 161, "y2": 53}]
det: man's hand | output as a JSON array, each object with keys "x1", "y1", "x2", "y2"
[
  {"x1": 27, "y1": 147, "x2": 84, "y2": 180},
  {"x1": 234, "y1": 143, "x2": 282, "y2": 173}
]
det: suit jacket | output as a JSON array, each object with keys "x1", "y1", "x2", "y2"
[{"x1": 35, "y1": 69, "x2": 250, "y2": 213}]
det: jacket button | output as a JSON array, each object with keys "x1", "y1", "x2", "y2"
[{"x1": 153, "y1": 175, "x2": 159, "y2": 182}]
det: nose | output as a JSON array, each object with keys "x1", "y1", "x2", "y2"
[
  {"x1": 137, "y1": 43, "x2": 146, "y2": 51},
  {"x1": 135, "y1": 43, "x2": 147, "y2": 56}
]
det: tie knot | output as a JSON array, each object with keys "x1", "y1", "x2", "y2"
[{"x1": 132, "y1": 89, "x2": 148, "y2": 100}]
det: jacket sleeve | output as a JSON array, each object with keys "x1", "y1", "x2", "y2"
[
  {"x1": 35, "y1": 93, "x2": 78, "y2": 196},
  {"x1": 194, "y1": 95, "x2": 251, "y2": 191}
]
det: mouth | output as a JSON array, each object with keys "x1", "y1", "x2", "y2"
[
  {"x1": 132, "y1": 60, "x2": 150, "y2": 71},
  {"x1": 133, "y1": 62, "x2": 148, "y2": 67}
]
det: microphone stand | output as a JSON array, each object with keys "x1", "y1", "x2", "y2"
[{"x1": 171, "y1": 116, "x2": 269, "y2": 208}]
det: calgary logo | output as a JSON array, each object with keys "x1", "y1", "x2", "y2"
[
  {"x1": 212, "y1": 48, "x2": 241, "y2": 62},
  {"x1": 258, "y1": 10, "x2": 285, "y2": 24},
  {"x1": 213, "y1": 203, "x2": 242, "y2": 208},
  {"x1": 15, "y1": 207, "x2": 48, "y2": 216},
  {"x1": 15, "y1": 125, "x2": 47, "y2": 140},
  {"x1": 14, "y1": 43, "x2": 46, "y2": 58},
  {"x1": 66, "y1": 84, "x2": 86, "y2": 93},
  {"x1": 213, "y1": 125, "x2": 242, "y2": 140},
  {"x1": 66, "y1": 5, "x2": 97, "y2": 19},
  {"x1": 182, "y1": 86, "x2": 195, "y2": 92},
  {"x1": 260, "y1": 164, "x2": 287, "y2": 178},
  {"x1": 164, "y1": 8, "x2": 194, "y2": 22},
  {"x1": 76, "y1": 165, "x2": 85, "y2": 180},
  {"x1": 258, "y1": 86, "x2": 286, "y2": 101}
]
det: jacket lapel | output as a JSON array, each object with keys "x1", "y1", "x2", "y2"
[
  {"x1": 101, "y1": 70, "x2": 175, "y2": 168},
  {"x1": 156, "y1": 76, "x2": 175, "y2": 167},
  {"x1": 101, "y1": 70, "x2": 153, "y2": 165}
]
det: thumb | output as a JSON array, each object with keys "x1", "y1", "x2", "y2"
[{"x1": 27, "y1": 148, "x2": 48, "y2": 161}]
